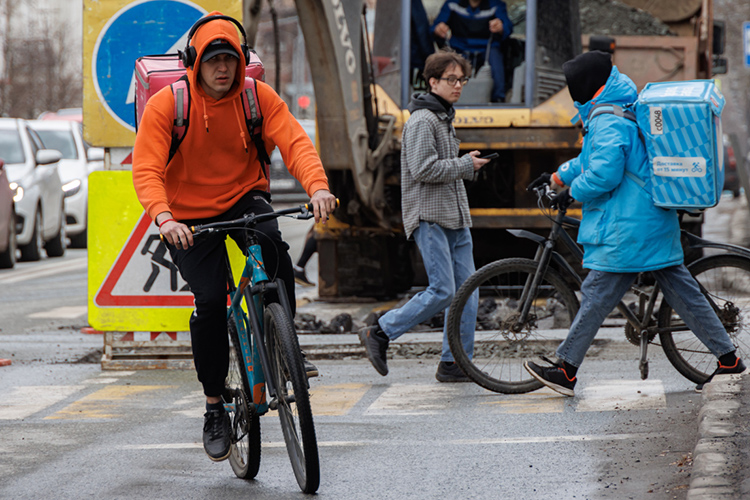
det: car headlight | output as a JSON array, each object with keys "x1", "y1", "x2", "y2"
[
  {"x1": 9, "y1": 182, "x2": 23, "y2": 203},
  {"x1": 62, "y1": 179, "x2": 82, "y2": 198}
]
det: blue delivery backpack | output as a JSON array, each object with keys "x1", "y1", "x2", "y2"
[
  {"x1": 587, "y1": 80, "x2": 725, "y2": 210},
  {"x1": 635, "y1": 80, "x2": 725, "y2": 209}
]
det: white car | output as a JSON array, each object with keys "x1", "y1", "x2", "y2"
[
  {"x1": 29, "y1": 120, "x2": 104, "y2": 248},
  {"x1": 0, "y1": 118, "x2": 66, "y2": 261}
]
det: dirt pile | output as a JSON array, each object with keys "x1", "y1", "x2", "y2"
[{"x1": 580, "y1": 0, "x2": 673, "y2": 36}]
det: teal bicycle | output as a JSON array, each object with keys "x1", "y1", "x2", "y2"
[{"x1": 188, "y1": 204, "x2": 319, "y2": 493}]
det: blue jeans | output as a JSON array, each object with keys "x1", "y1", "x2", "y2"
[
  {"x1": 556, "y1": 264, "x2": 737, "y2": 367},
  {"x1": 378, "y1": 221, "x2": 477, "y2": 362}
]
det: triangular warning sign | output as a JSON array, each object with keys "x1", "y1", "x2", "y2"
[{"x1": 95, "y1": 212, "x2": 194, "y2": 307}]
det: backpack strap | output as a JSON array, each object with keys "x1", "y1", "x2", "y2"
[
  {"x1": 168, "y1": 75, "x2": 190, "y2": 164},
  {"x1": 167, "y1": 76, "x2": 272, "y2": 192},
  {"x1": 584, "y1": 103, "x2": 659, "y2": 201},
  {"x1": 240, "y1": 77, "x2": 272, "y2": 191}
]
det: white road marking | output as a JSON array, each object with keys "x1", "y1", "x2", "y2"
[
  {"x1": 119, "y1": 433, "x2": 658, "y2": 451},
  {"x1": 0, "y1": 386, "x2": 84, "y2": 420},
  {"x1": 365, "y1": 383, "x2": 462, "y2": 415},
  {"x1": 576, "y1": 379, "x2": 667, "y2": 412},
  {"x1": 28, "y1": 306, "x2": 87, "y2": 319},
  {"x1": 0, "y1": 258, "x2": 87, "y2": 285}
]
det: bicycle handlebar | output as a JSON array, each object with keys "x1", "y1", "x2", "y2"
[{"x1": 159, "y1": 198, "x2": 340, "y2": 242}]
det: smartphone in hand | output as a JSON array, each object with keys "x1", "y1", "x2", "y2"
[{"x1": 480, "y1": 152, "x2": 499, "y2": 160}]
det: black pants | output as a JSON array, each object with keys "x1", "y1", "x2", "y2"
[{"x1": 168, "y1": 191, "x2": 295, "y2": 397}]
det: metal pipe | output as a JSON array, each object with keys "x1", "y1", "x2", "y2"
[
  {"x1": 524, "y1": 0, "x2": 537, "y2": 107},
  {"x1": 400, "y1": 0, "x2": 410, "y2": 108}
]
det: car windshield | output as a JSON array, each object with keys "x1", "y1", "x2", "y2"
[
  {"x1": 33, "y1": 129, "x2": 78, "y2": 159},
  {"x1": 0, "y1": 129, "x2": 26, "y2": 164}
]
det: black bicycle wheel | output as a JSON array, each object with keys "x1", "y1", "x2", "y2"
[
  {"x1": 227, "y1": 314, "x2": 262, "y2": 479},
  {"x1": 446, "y1": 258, "x2": 580, "y2": 394},
  {"x1": 658, "y1": 254, "x2": 750, "y2": 383},
  {"x1": 265, "y1": 303, "x2": 320, "y2": 493}
]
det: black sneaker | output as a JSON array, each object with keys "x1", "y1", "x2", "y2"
[
  {"x1": 358, "y1": 324, "x2": 389, "y2": 376},
  {"x1": 293, "y1": 266, "x2": 314, "y2": 287},
  {"x1": 695, "y1": 358, "x2": 747, "y2": 392},
  {"x1": 435, "y1": 361, "x2": 471, "y2": 383},
  {"x1": 203, "y1": 409, "x2": 231, "y2": 461},
  {"x1": 524, "y1": 358, "x2": 577, "y2": 397},
  {"x1": 301, "y1": 350, "x2": 319, "y2": 378}
]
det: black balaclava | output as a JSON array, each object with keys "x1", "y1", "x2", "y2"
[{"x1": 562, "y1": 50, "x2": 613, "y2": 104}]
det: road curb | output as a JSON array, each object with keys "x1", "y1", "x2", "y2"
[{"x1": 687, "y1": 373, "x2": 747, "y2": 499}]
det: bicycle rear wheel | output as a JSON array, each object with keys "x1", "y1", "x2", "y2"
[
  {"x1": 265, "y1": 303, "x2": 320, "y2": 493},
  {"x1": 226, "y1": 313, "x2": 262, "y2": 479},
  {"x1": 658, "y1": 254, "x2": 750, "y2": 383},
  {"x1": 446, "y1": 258, "x2": 580, "y2": 393}
]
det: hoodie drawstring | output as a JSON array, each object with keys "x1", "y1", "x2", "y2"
[
  {"x1": 199, "y1": 94, "x2": 209, "y2": 133},
  {"x1": 233, "y1": 98, "x2": 249, "y2": 153}
]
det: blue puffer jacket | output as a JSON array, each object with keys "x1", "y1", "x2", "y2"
[{"x1": 556, "y1": 66, "x2": 683, "y2": 272}]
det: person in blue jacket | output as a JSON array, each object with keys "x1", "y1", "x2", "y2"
[
  {"x1": 524, "y1": 50, "x2": 745, "y2": 396},
  {"x1": 431, "y1": 0, "x2": 512, "y2": 102}
]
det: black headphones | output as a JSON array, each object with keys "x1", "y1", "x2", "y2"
[{"x1": 178, "y1": 14, "x2": 251, "y2": 69}]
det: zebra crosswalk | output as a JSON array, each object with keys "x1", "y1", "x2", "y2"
[{"x1": 0, "y1": 372, "x2": 671, "y2": 421}]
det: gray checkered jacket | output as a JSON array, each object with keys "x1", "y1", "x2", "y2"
[{"x1": 400, "y1": 94, "x2": 475, "y2": 239}]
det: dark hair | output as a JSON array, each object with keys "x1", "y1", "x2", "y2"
[{"x1": 423, "y1": 50, "x2": 471, "y2": 82}]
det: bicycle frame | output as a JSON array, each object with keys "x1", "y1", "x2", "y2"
[
  {"x1": 220, "y1": 229, "x2": 298, "y2": 416},
  {"x1": 508, "y1": 197, "x2": 677, "y2": 377}
]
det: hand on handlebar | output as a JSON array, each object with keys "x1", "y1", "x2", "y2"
[
  {"x1": 527, "y1": 172, "x2": 551, "y2": 192},
  {"x1": 549, "y1": 189, "x2": 575, "y2": 211},
  {"x1": 160, "y1": 220, "x2": 194, "y2": 249},
  {"x1": 309, "y1": 189, "x2": 337, "y2": 223}
]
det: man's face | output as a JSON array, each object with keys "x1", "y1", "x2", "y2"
[
  {"x1": 199, "y1": 53, "x2": 238, "y2": 99},
  {"x1": 429, "y1": 63, "x2": 466, "y2": 104}
]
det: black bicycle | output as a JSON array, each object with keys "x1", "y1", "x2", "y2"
[{"x1": 446, "y1": 186, "x2": 750, "y2": 394}]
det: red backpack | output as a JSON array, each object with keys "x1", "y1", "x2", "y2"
[{"x1": 134, "y1": 53, "x2": 271, "y2": 184}]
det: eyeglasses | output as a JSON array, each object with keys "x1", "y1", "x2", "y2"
[{"x1": 438, "y1": 76, "x2": 470, "y2": 86}]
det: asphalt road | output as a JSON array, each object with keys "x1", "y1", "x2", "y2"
[{"x1": 1, "y1": 194, "x2": 747, "y2": 499}]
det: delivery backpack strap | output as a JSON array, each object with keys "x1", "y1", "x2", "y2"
[
  {"x1": 584, "y1": 103, "x2": 650, "y2": 193},
  {"x1": 168, "y1": 76, "x2": 272, "y2": 189}
]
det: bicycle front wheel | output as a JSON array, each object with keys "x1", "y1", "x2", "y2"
[
  {"x1": 446, "y1": 258, "x2": 580, "y2": 393},
  {"x1": 265, "y1": 303, "x2": 320, "y2": 494},
  {"x1": 226, "y1": 313, "x2": 262, "y2": 479},
  {"x1": 658, "y1": 254, "x2": 750, "y2": 383}
]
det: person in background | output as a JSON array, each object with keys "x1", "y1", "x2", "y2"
[
  {"x1": 431, "y1": 0, "x2": 512, "y2": 102},
  {"x1": 524, "y1": 50, "x2": 745, "y2": 396},
  {"x1": 294, "y1": 226, "x2": 317, "y2": 287},
  {"x1": 359, "y1": 50, "x2": 491, "y2": 383}
]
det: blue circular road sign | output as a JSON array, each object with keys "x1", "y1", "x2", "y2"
[{"x1": 93, "y1": 0, "x2": 206, "y2": 131}]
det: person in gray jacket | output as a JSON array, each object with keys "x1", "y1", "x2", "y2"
[{"x1": 359, "y1": 50, "x2": 491, "y2": 382}]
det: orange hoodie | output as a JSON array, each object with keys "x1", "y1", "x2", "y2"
[{"x1": 132, "y1": 12, "x2": 330, "y2": 221}]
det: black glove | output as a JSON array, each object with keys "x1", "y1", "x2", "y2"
[
  {"x1": 527, "y1": 172, "x2": 551, "y2": 192},
  {"x1": 550, "y1": 189, "x2": 575, "y2": 210}
]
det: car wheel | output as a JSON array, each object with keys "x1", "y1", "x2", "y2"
[
  {"x1": 45, "y1": 206, "x2": 66, "y2": 258},
  {"x1": 0, "y1": 209, "x2": 17, "y2": 269},
  {"x1": 69, "y1": 228, "x2": 87, "y2": 249},
  {"x1": 19, "y1": 210, "x2": 43, "y2": 261}
]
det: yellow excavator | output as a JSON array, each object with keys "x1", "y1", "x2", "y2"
[{"x1": 244, "y1": 0, "x2": 725, "y2": 298}]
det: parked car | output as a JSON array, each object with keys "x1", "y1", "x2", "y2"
[
  {"x1": 0, "y1": 159, "x2": 16, "y2": 268},
  {"x1": 37, "y1": 107, "x2": 83, "y2": 123},
  {"x1": 0, "y1": 118, "x2": 65, "y2": 261},
  {"x1": 29, "y1": 120, "x2": 104, "y2": 248},
  {"x1": 723, "y1": 134, "x2": 740, "y2": 198},
  {"x1": 269, "y1": 118, "x2": 315, "y2": 200}
]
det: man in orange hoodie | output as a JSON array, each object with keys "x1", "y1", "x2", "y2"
[{"x1": 132, "y1": 12, "x2": 336, "y2": 462}]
